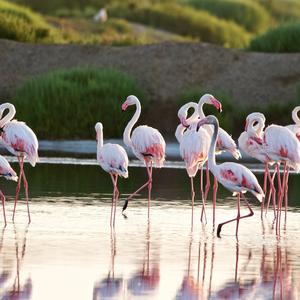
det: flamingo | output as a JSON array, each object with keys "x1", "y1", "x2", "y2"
[
  {"x1": 286, "y1": 106, "x2": 300, "y2": 141},
  {"x1": 0, "y1": 103, "x2": 38, "y2": 223},
  {"x1": 95, "y1": 122, "x2": 128, "y2": 226},
  {"x1": 0, "y1": 156, "x2": 18, "y2": 226},
  {"x1": 176, "y1": 102, "x2": 210, "y2": 226},
  {"x1": 238, "y1": 113, "x2": 277, "y2": 219},
  {"x1": 121, "y1": 95, "x2": 166, "y2": 219},
  {"x1": 181, "y1": 94, "x2": 241, "y2": 226},
  {"x1": 244, "y1": 113, "x2": 300, "y2": 233},
  {"x1": 196, "y1": 115, "x2": 264, "y2": 237}
]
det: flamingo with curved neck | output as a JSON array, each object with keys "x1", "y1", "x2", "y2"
[
  {"x1": 197, "y1": 115, "x2": 264, "y2": 237},
  {"x1": 95, "y1": 122, "x2": 128, "y2": 227},
  {"x1": 121, "y1": 95, "x2": 166, "y2": 219},
  {"x1": 0, "y1": 102, "x2": 38, "y2": 223},
  {"x1": 175, "y1": 101, "x2": 210, "y2": 227},
  {"x1": 287, "y1": 106, "x2": 300, "y2": 141}
]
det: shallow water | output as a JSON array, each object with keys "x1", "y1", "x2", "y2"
[{"x1": 0, "y1": 162, "x2": 299, "y2": 300}]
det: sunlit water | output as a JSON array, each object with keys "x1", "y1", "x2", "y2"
[{"x1": 0, "y1": 160, "x2": 300, "y2": 300}]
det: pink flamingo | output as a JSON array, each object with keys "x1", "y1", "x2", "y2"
[
  {"x1": 0, "y1": 155, "x2": 18, "y2": 226},
  {"x1": 176, "y1": 102, "x2": 210, "y2": 226},
  {"x1": 181, "y1": 94, "x2": 241, "y2": 226},
  {"x1": 95, "y1": 122, "x2": 128, "y2": 227},
  {"x1": 196, "y1": 115, "x2": 264, "y2": 237},
  {"x1": 121, "y1": 95, "x2": 165, "y2": 219},
  {"x1": 286, "y1": 106, "x2": 300, "y2": 141},
  {"x1": 238, "y1": 113, "x2": 277, "y2": 219},
  {"x1": 0, "y1": 103, "x2": 38, "y2": 223}
]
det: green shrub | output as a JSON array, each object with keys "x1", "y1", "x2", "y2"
[
  {"x1": 0, "y1": 0, "x2": 63, "y2": 43},
  {"x1": 13, "y1": 68, "x2": 147, "y2": 139},
  {"x1": 257, "y1": 0, "x2": 300, "y2": 21},
  {"x1": 249, "y1": 22, "x2": 300, "y2": 53},
  {"x1": 109, "y1": 2, "x2": 250, "y2": 48},
  {"x1": 187, "y1": 0, "x2": 271, "y2": 33}
]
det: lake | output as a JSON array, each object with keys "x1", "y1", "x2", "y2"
[{"x1": 0, "y1": 160, "x2": 299, "y2": 300}]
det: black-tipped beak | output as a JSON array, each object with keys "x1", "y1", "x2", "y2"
[{"x1": 122, "y1": 200, "x2": 129, "y2": 212}]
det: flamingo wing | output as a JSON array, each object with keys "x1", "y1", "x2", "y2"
[
  {"x1": 286, "y1": 124, "x2": 300, "y2": 142},
  {"x1": 217, "y1": 162, "x2": 264, "y2": 201},
  {"x1": 98, "y1": 144, "x2": 129, "y2": 178},
  {"x1": 0, "y1": 155, "x2": 17, "y2": 181},
  {"x1": 217, "y1": 128, "x2": 241, "y2": 159},
  {"x1": 1, "y1": 121, "x2": 38, "y2": 166},
  {"x1": 131, "y1": 125, "x2": 166, "y2": 167}
]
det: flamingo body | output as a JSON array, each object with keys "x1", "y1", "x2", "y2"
[
  {"x1": 179, "y1": 127, "x2": 210, "y2": 177},
  {"x1": 1, "y1": 120, "x2": 38, "y2": 166},
  {"x1": 97, "y1": 143, "x2": 128, "y2": 178},
  {"x1": 286, "y1": 124, "x2": 300, "y2": 141},
  {"x1": 215, "y1": 162, "x2": 264, "y2": 202},
  {"x1": 130, "y1": 125, "x2": 165, "y2": 167}
]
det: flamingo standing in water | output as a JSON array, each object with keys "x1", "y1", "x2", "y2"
[
  {"x1": 121, "y1": 95, "x2": 165, "y2": 219},
  {"x1": 0, "y1": 103, "x2": 38, "y2": 223},
  {"x1": 0, "y1": 156, "x2": 18, "y2": 226},
  {"x1": 95, "y1": 122, "x2": 128, "y2": 226},
  {"x1": 176, "y1": 102, "x2": 210, "y2": 226},
  {"x1": 238, "y1": 113, "x2": 276, "y2": 219},
  {"x1": 286, "y1": 106, "x2": 300, "y2": 141},
  {"x1": 181, "y1": 94, "x2": 241, "y2": 226},
  {"x1": 196, "y1": 115, "x2": 264, "y2": 237}
]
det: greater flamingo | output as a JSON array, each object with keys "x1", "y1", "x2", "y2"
[
  {"x1": 196, "y1": 115, "x2": 264, "y2": 237},
  {"x1": 238, "y1": 113, "x2": 276, "y2": 219},
  {"x1": 286, "y1": 106, "x2": 300, "y2": 141},
  {"x1": 95, "y1": 122, "x2": 128, "y2": 226},
  {"x1": 181, "y1": 94, "x2": 241, "y2": 226},
  {"x1": 121, "y1": 95, "x2": 165, "y2": 219},
  {"x1": 0, "y1": 103, "x2": 38, "y2": 223},
  {"x1": 0, "y1": 155, "x2": 18, "y2": 226}
]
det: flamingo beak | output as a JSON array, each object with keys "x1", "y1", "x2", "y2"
[
  {"x1": 211, "y1": 98, "x2": 222, "y2": 112},
  {"x1": 121, "y1": 101, "x2": 129, "y2": 111},
  {"x1": 196, "y1": 118, "x2": 207, "y2": 130}
]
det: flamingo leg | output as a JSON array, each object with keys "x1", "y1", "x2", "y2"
[
  {"x1": 110, "y1": 173, "x2": 116, "y2": 227},
  {"x1": 217, "y1": 193, "x2": 254, "y2": 238},
  {"x1": 265, "y1": 167, "x2": 277, "y2": 217},
  {"x1": 261, "y1": 163, "x2": 268, "y2": 219},
  {"x1": 276, "y1": 162, "x2": 287, "y2": 235},
  {"x1": 21, "y1": 163, "x2": 31, "y2": 224},
  {"x1": 212, "y1": 176, "x2": 218, "y2": 228},
  {"x1": 122, "y1": 160, "x2": 152, "y2": 213},
  {"x1": 190, "y1": 177, "x2": 195, "y2": 228},
  {"x1": 201, "y1": 161, "x2": 209, "y2": 223},
  {"x1": 284, "y1": 167, "x2": 290, "y2": 226},
  {"x1": 236, "y1": 193, "x2": 241, "y2": 237},
  {"x1": 0, "y1": 191, "x2": 7, "y2": 227},
  {"x1": 113, "y1": 175, "x2": 119, "y2": 226},
  {"x1": 147, "y1": 161, "x2": 153, "y2": 220},
  {"x1": 12, "y1": 156, "x2": 24, "y2": 222}
]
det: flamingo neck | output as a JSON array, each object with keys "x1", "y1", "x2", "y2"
[
  {"x1": 96, "y1": 129, "x2": 103, "y2": 148},
  {"x1": 197, "y1": 99, "x2": 206, "y2": 119},
  {"x1": 249, "y1": 117, "x2": 265, "y2": 138},
  {"x1": 0, "y1": 103, "x2": 16, "y2": 127},
  {"x1": 292, "y1": 106, "x2": 300, "y2": 125},
  {"x1": 175, "y1": 124, "x2": 185, "y2": 143},
  {"x1": 208, "y1": 119, "x2": 218, "y2": 172},
  {"x1": 123, "y1": 99, "x2": 141, "y2": 147}
]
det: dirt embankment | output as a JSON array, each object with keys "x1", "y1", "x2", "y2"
[{"x1": 0, "y1": 39, "x2": 299, "y2": 135}]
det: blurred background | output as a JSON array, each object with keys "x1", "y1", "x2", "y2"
[{"x1": 0, "y1": 0, "x2": 299, "y2": 140}]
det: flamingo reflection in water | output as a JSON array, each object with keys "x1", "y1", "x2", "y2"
[
  {"x1": 0, "y1": 228, "x2": 11, "y2": 291},
  {"x1": 127, "y1": 223, "x2": 160, "y2": 298},
  {"x1": 93, "y1": 230, "x2": 124, "y2": 299},
  {"x1": 1, "y1": 226, "x2": 32, "y2": 300}
]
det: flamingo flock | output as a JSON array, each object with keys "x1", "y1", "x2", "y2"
[{"x1": 0, "y1": 97, "x2": 299, "y2": 238}]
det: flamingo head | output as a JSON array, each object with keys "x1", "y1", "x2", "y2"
[
  {"x1": 122, "y1": 95, "x2": 138, "y2": 111},
  {"x1": 196, "y1": 115, "x2": 219, "y2": 130},
  {"x1": 179, "y1": 115, "x2": 189, "y2": 128},
  {"x1": 245, "y1": 112, "x2": 266, "y2": 135},
  {"x1": 95, "y1": 122, "x2": 103, "y2": 141},
  {"x1": 200, "y1": 94, "x2": 222, "y2": 112}
]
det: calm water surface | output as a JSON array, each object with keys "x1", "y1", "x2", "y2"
[{"x1": 0, "y1": 161, "x2": 300, "y2": 300}]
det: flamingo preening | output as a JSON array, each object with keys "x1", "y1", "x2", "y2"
[
  {"x1": 176, "y1": 102, "x2": 210, "y2": 226},
  {"x1": 0, "y1": 103, "x2": 38, "y2": 223},
  {"x1": 0, "y1": 156, "x2": 18, "y2": 226},
  {"x1": 121, "y1": 95, "x2": 166, "y2": 219},
  {"x1": 95, "y1": 122, "x2": 128, "y2": 226},
  {"x1": 196, "y1": 115, "x2": 264, "y2": 237}
]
